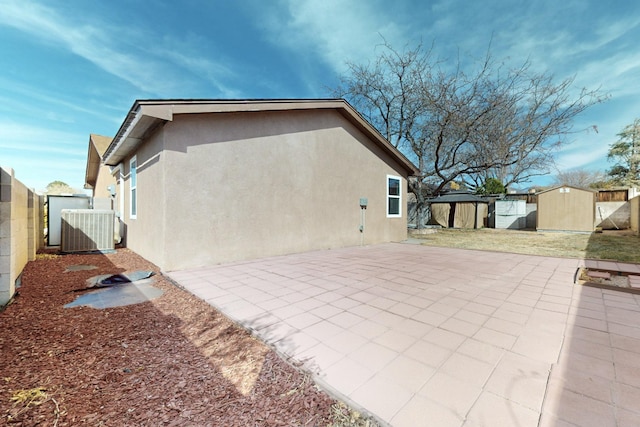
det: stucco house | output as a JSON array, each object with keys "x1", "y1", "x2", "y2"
[
  {"x1": 99, "y1": 99, "x2": 418, "y2": 271},
  {"x1": 84, "y1": 134, "x2": 116, "y2": 209}
]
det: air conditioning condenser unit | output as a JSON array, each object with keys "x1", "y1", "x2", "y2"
[{"x1": 60, "y1": 209, "x2": 115, "y2": 253}]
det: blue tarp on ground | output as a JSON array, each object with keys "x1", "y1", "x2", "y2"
[{"x1": 65, "y1": 272, "x2": 163, "y2": 309}]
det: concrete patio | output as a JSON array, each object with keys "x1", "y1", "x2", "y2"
[{"x1": 167, "y1": 243, "x2": 640, "y2": 426}]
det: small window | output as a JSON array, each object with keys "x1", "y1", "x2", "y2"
[
  {"x1": 130, "y1": 156, "x2": 137, "y2": 219},
  {"x1": 387, "y1": 175, "x2": 401, "y2": 217}
]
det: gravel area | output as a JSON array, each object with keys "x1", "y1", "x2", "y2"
[{"x1": 0, "y1": 249, "x2": 340, "y2": 426}]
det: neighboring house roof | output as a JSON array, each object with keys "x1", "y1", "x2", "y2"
[
  {"x1": 428, "y1": 191, "x2": 489, "y2": 204},
  {"x1": 102, "y1": 99, "x2": 419, "y2": 175},
  {"x1": 84, "y1": 134, "x2": 113, "y2": 189}
]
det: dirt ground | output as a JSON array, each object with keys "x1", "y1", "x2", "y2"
[{"x1": 0, "y1": 249, "x2": 364, "y2": 426}]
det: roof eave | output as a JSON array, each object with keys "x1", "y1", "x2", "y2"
[
  {"x1": 84, "y1": 141, "x2": 100, "y2": 188},
  {"x1": 336, "y1": 101, "x2": 419, "y2": 176},
  {"x1": 85, "y1": 134, "x2": 115, "y2": 186},
  {"x1": 103, "y1": 102, "x2": 172, "y2": 166}
]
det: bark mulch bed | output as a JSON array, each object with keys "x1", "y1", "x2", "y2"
[{"x1": 0, "y1": 249, "x2": 372, "y2": 426}]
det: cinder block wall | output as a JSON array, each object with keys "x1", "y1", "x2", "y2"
[
  {"x1": 27, "y1": 190, "x2": 44, "y2": 257},
  {"x1": 596, "y1": 201, "x2": 630, "y2": 229},
  {"x1": 0, "y1": 167, "x2": 42, "y2": 306}
]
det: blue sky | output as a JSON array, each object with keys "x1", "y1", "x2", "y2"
[{"x1": 1, "y1": 0, "x2": 639, "y2": 192}]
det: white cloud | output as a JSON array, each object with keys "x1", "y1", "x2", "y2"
[
  {"x1": 153, "y1": 36, "x2": 243, "y2": 98},
  {"x1": 553, "y1": 99, "x2": 640, "y2": 173},
  {"x1": 0, "y1": 121, "x2": 85, "y2": 155},
  {"x1": 0, "y1": 1, "x2": 162, "y2": 93},
  {"x1": 0, "y1": 123, "x2": 88, "y2": 191},
  {"x1": 555, "y1": 140, "x2": 610, "y2": 172},
  {"x1": 260, "y1": 0, "x2": 407, "y2": 73},
  {"x1": 576, "y1": 16, "x2": 640, "y2": 55},
  {"x1": 0, "y1": 77, "x2": 122, "y2": 124},
  {"x1": 0, "y1": 0, "x2": 240, "y2": 97}
]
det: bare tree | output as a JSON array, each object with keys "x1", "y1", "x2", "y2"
[
  {"x1": 333, "y1": 41, "x2": 606, "y2": 227},
  {"x1": 553, "y1": 168, "x2": 607, "y2": 188}
]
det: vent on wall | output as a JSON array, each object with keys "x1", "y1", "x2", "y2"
[{"x1": 61, "y1": 209, "x2": 115, "y2": 253}]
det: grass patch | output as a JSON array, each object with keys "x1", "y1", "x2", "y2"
[{"x1": 413, "y1": 228, "x2": 640, "y2": 263}]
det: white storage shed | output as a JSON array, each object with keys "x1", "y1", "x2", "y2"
[{"x1": 495, "y1": 199, "x2": 527, "y2": 229}]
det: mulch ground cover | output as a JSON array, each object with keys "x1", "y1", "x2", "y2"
[{"x1": 0, "y1": 249, "x2": 341, "y2": 426}]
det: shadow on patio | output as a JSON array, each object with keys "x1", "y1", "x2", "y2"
[{"x1": 538, "y1": 231, "x2": 640, "y2": 426}]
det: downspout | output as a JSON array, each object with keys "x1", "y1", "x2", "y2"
[
  {"x1": 114, "y1": 164, "x2": 124, "y2": 245},
  {"x1": 118, "y1": 164, "x2": 124, "y2": 223}
]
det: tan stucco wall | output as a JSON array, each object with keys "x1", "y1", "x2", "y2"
[
  {"x1": 121, "y1": 109, "x2": 409, "y2": 271},
  {"x1": 1, "y1": 168, "x2": 42, "y2": 305},
  {"x1": 93, "y1": 164, "x2": 117, "y2": 200},
  {"x1": 121, "y1": 129, "x2": 166, "y2": 268},
  {"x1": 537, "y1": 187, "x2": 596, "y2": 232}
]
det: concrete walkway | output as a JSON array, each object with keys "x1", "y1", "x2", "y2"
[{"x1": 167, "y1": 243, "x2": 640, "y2": 426}]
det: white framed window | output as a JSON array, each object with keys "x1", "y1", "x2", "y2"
[
  {"x1": 387, "y1": 175, "x2": 401, "y2": 217},
  {"x1": 129, "y1": 156, "x2": 137, "y2": 219}
]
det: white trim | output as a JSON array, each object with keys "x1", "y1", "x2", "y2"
[
  {"x1": 386, "y1": 175, "x2": 402, "y2": 218},
  {"x1": 129, "y1": 156, "x2": 137, "y2": 219}
]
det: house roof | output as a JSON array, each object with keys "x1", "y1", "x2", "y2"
[
  {"x1": 102, "y1": 99, "x2": 419, "y2": 175},
  {"x1": 84, "y1": 134, "x2": 113, "y2": 189}
]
